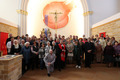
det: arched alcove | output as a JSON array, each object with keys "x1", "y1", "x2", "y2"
[
  {"x1": 27, "y1": 0, "x2": 84, "y2": 38},
  {"x1": 18, "y1": 0, "x2": 90, "y2": 38}
]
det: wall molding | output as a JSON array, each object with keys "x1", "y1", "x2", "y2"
[
  {"x1": 0, "y1": 17, "x2": 18, "y2": 27},
  {"x1": 83, "y1": 11, "x2": 93, "y2": 16},
  {"x1": 16, "y1": 9, "x2": 28, "y2": 15},
  {"x1": 0, "y1": 22, "x2": 18, "y2": 29}
]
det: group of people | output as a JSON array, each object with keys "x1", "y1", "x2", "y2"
[{"x1": 5, "y1": 33, "x2": 120, "y2": 77}]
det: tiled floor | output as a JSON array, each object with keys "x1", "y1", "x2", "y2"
[{"x1": 19, "y1": 64, "x2": 120, "y2": 80}]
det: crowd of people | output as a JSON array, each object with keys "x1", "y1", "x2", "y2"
[{"x1": 6, "y1": 33, "x2": 120, "y2": 77}]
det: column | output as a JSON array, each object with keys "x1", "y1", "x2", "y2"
[{"x1": 17, "y1": 0, "x2": 29, "y2": 36}]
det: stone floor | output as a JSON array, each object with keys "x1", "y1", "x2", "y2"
[{"x1": 19, "y1": 64, "x2": 120, "y2": 80}]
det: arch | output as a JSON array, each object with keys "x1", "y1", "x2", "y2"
[{"x1": 18, "y1": 0, "x2": 90, "y2": 37}]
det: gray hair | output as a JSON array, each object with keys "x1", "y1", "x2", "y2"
[
  {"x1": 52, "y1": 41, "x2": 56, "y2": 44},
  {"x1": 21, "y1": 39, "x2": 25, "y2": 42},
  {"x1": 13, "y1": 39, "x2": 18, "y2": 43},
  {"x1": 49, "y1": 49, "x2": 53, "y2": 53},
  {"x1": 47, "y1": 41, "x2": 50, "y2": 44},
  {"x1": 25, "y1": 42, "x2": 30, "y2": 46}
]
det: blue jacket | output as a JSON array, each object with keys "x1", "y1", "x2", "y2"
[{"x1": 20, "y1": 46, "x2": 31, "y2": 64}]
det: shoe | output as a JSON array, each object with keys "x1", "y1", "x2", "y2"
[
  {"x1": 58, "y1": 69, "x2": 61, "y2": 72},
  {"x1": 40, "y1": 68, "x2": 43, "y2": 70},
  {"x1": 85, "y1": 66, "x2": 87, "y2": 68},
  {"x1": 88, "y1": 66, "x2": 91, "y2": 68},
  {"x1": 48, "y1": 73, "x2": 50, "y2": 77},
  {"x1": 78, "y1": 66, "x2": 81, "y2": 69},
  {"x1": 76, "y1": 65, "x2": 78, "y2": 68}
]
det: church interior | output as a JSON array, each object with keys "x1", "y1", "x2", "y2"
[{"x1": 0, "y1": 0, "x2": 120, "y2": 80}]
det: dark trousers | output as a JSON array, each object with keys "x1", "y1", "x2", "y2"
[
  {"x1": 91, "y1": 54, "x2": 95, "y2": 63},
  {"x1": 31, "y1": 55, "x2": 39, "y2": 69},
  {"x1": 85, "y1": 53, "x2": 92, "y2": 67},
  {"x1": 118, "y1": 62, "x2": 120, "y2": 67},
  {"x1": 61, "y1": 61, "x2": 65, "y2": 69},
  {"x1": 54, "y1": 58, "x2": 57, "y2": 69},
  {"x1": 40, "y1": 58, "x2": 45, "y2": 69},
  {"x1": 56, "y1": 57, "x2": 61, "y2": 71},
  {"x1": 56, "y1": 55, "x2": 66, "y2": 70},
  {"x1": 22, "y1": 59, "x2": 30, "y2": 75},
  {"x1": 114, "y1": 61, "x2": 120, "y2": 67},
  {"x1": 76, "y1": 58, "x2": 81, "y2": 66}
]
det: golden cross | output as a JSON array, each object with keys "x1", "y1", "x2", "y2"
[
  {"x1": 50, "y1": 10, "x2": 63, "y2": 34},
  {"x1": 50, "y1": 10, "x2": 63, "y2": 23}
]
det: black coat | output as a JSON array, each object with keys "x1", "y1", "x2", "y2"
[
  {"x1": 6, "y1": 37, "x2": 11, "y2": 45},
  {"x1": 83, "y1": 42, "x2": 95, "y2": 54},
  {"x1": 104, "y1": 45, "x2": 115, "y2": 55},
  {"x1": 73, "y1": 44, "x2": 83, "y2": 59},
  {"x1": 11, "y1": 45, "x2": 21, "y2": 54}
]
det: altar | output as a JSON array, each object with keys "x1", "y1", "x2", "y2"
[{"x1": 0, "y1": 55, "x2": 23, "y2": 80}]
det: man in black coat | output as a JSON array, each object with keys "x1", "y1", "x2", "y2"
[
  {"x1": 83, "y1": 38, "x2": 95, "y2": 68},
  {"x1": 56, "y1": 40, "x2": 67, "y2": 71},
  {"x1": 6, "y1": 34, "x2": 12, "y2": 45}
]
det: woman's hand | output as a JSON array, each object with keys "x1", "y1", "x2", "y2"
[
  {"x1": 48, "y1": 62, "x2": 51, "y2": 65},
  {"x1": 113, "y1": 55, "x2": 115, "y2": 57}
]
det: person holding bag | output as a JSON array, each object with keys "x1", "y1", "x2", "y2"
[{"x1": 66, "y1": 40, "x2": 74, "y2": 64}]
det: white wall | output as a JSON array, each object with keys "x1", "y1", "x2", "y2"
[
  {"x1": 27, "y1": 0, "x2": 84, "y2": 38},
  {"x1": 92, "y1": 12, "x2": 120, "y2": 28},
  {"x1": 0, "y1": 0, "x2": 19, "y2": 25},
  {"x1": 87, "y1": 0, "x2": 120, "y2": 26}
]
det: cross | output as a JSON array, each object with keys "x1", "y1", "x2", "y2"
[{"x1": 50, "y1": 10, "x2": 63, "y2": 34}]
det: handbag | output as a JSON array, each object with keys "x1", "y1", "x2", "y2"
[
  {"x1": 68, "y1": 52, "x2": 73, "y2": 57},
  {"x1": 115, "y1": 57, "x2": 120, "y2": 62}
]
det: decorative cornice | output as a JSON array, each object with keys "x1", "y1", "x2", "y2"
[
  {"x1": 16, "y1": 10, "x2": 28, "y2": 15},
  {"x1": 92, "y1": 18, "x2": 120, "y2": 29},
  {"x1": 83, "y1": 11, "x2": 93, "y2": 16},
  {"x1": 0, "y1": 17, "x2": 18, "y2": 27}
]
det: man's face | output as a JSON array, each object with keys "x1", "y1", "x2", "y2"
[
  {"x1": 115, "y1": 42, "x2": 118, "y2": 46},
  {"x1": 95, "y1": 35, "x2": 98, "y2": 37},
  {"x1": 56, "y1": 39, "x2": 59, "y2": 42},
  {"x1": 88, "y1": 39, "x2": 91, "y2": 42},
  {"x1": 101, "y1": 34, "x2": 104, "y2": 37},
  {"x1": 60, "y1": 40, "x2": 63, "y2": 44},
  {"x1": 83, "y1": 35, "x2": 85, "y2": 37},
  {"x1": 73, "y1": 36, "x2": 75, "y2": 39},
  {"x1": 14, "y1": 41, "x2": 17, "y2": 45},
  {"x1": 26, "y1": 44, "x2": 29, "y2": 47},
  {"x1": 50, "y1": 50, "x2": 53, "y2": 54},
  {"x1": 22, "y1": 41, "x2": 25, "y2": 44},
  {"x1": 68, "y1": 40, "x2": 70, "y2": 43},
  {"x1": 11, "y1": 38, "x2": 14, "y2": 41},
  {"x1": 75, "y1": 36, "x2": 78, "y2": 39},
  {"x1": 52, "y1": 42, "x2": 55, "y2": 46},
  {"x1": 107, "y1": 42, "x2": 111, "y2": 46},
  {"x1": 55, "y1": 34, "x2": 57, "y2": 37},
  {"x1": 9, "y1": 34, "x2": 12, "y2": 37},
  {"x1": 47, "y1": 43, "x2": 50, "y2": 46},
  {"x1": 59, "y1": 35, "x2": 61, "y2": 38}
]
